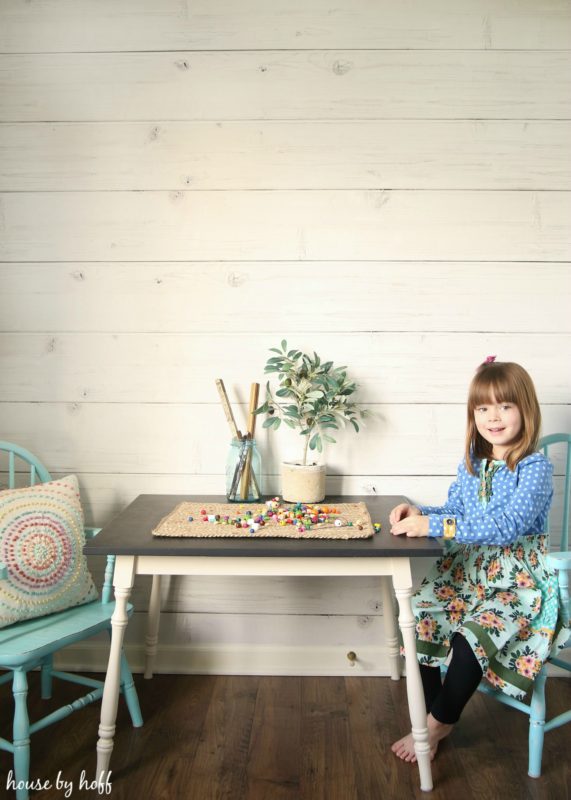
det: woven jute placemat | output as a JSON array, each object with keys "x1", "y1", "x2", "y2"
[{"x1": 152, "y1": 501, "x2": 376, "y2": 540}]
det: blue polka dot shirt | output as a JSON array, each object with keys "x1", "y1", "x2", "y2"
[{"x1": 418, "y1": 453, "x2": 553, "y2": 545}]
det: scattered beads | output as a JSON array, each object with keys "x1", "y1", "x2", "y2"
[{"x1": 186, "y1": 500, "x2": 380, "y2": 535}]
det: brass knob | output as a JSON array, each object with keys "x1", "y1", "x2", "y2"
[{"x1": 347, "y1": 651, "x2": 357, "y2": 665}]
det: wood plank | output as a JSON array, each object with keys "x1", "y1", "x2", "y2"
[
  {"x1": 1, "y1": 263, "x2": 569, "y2": 334},
  {"x1": 300, "y1": 677, "x2": 358, "y2": 800},
  {"x1": 244, "y1": 676, "x2": 302, "y2": 799},
  {"x1": 1, "y1": 0, "x2": 570, "y2": 51},
  {"x1": 183, "y1": 675, "x2": 259, "y2": 800},
  {"x1": 2, "y1": 51, "x2": 570, "y2": 122},
  {"x1": 344, "y1": 676, "x2": 410, "y2": 800},
  {"x1": 87, "y1": 572, "x2": 386, "y2": 616},
  {"x1": 2, "y1": 332, "x2": 570, "y2": 403},
  {"x1": 2, "y1": 120, "x2": 570, "y2": 191},
  {"x1": 123, "y1": 611, "x2": 385, "y2": 650},
  {"x1": 1, "y1": 191, "x2": 570, "y2": 262},
  {"x1": 123, "y1": 674, "x2": 217, "y2": 800},
  {"x1": 1, "y1": 401, "x2": 569, "y2": 477},
  {"x1": 448, "y1": 690, "x2": 536, "y2": 800},
  {"x1": 43, "y1": 472, "x2": 460, "y2": 527}
]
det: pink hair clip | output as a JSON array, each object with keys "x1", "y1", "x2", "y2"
[{"x1": 482, "y1": 355, "x2": 496, "y2": 365}]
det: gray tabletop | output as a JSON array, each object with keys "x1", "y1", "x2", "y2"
[{"x1": 84, "y1": 495, "x2": 443, "y2": 558}]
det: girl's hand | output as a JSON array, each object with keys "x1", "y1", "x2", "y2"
[
  {"x1": 390, "y1": 515, "x2": 430, "y2": 537},
  {"x1": 389, "y1": 503, "x2": 422, "y2": 525}
]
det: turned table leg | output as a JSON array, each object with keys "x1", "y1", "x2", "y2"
[
  {"x1": 96, "y1": 556, "x2": 135, "y2": 788},
  {"x1": 144, "y1": 574, "x2": 162, "y2": 679},
  {"x1": 392, "y1": 560, "x2": 433, "y2": 792}
]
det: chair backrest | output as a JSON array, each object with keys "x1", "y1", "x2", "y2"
[
  {"x1": 0, "y1": 441, "x2": 52, "y2": 489},
  {"x1": 0, "y1": 441, "x2": 110, "y2": 604},
  {"x1": 539, "y1": 433, "x2": 571, "y2": 553}
]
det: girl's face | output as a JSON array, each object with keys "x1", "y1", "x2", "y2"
[{"x1": 473, "y1": 395, "x2": 522, "y2": 459}]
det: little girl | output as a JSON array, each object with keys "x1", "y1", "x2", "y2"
[{"x1": 390, "y1": 359, "x2": 569, "y2": 763}]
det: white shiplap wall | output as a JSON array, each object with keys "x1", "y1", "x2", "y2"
[{"x1": 1, "y1": 1, "x2": 570, "y2": 676}]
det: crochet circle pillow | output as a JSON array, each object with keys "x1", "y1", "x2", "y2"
[{"x1": 0, "y1": 475, "x2": 98, "y2": 629}]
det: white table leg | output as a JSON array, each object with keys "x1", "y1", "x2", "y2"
[
  {"x1": 96, "y1": 556, "x2": 135, "y2": 788},
  {"x1": 144, "y1": 574, "x2": 162, "y2": 679},
  {"x1": 381, "y1": 576, "x2": 401, "y2": 680},
  {"x1": 392, "y1": 559, "x2": 433, "y2": 792}
]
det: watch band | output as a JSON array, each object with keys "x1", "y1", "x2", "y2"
[{"x1": 443, "y1": 517, "x2": 457, "y2": 539}]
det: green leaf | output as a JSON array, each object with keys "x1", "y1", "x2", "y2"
[
  {"x1": 350, "y1": 419, "x2": 360, "y2": 433},
  {"x1": 264, "y1": 366, "x2": 280, "y2": 373},
  {"x1": 323, "y1": 434, "x2": 337, "y2": 443},
  {"x1": 309, "y1": 433, "x2": 319, "y2": 450},
  {"x1": 276, "y1": 388, "x2": 293, "y2": 397},
  {"x1": 284, "y1": 418, "x2": 296, "y2": 428},
  {"x1": 269, "y1": 348, "x2": 282, "y2": 354},
  {"x1": 262, "y1": 418, "x2": 276, "y2": 428},
  {"x1": 281, "y1": 339, "x2": 287, "y2": 351},
  {"x1": 272, "y1": 417, "x2": 282, "y2": 429}
]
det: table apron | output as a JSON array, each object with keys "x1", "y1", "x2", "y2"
[{"x1": 123, "y1": 555, "x2": 413, "y2": 583}]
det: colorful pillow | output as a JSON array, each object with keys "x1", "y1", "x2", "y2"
[{"x1": 0, "y1": 475, "x2": 98, "y2": 629}]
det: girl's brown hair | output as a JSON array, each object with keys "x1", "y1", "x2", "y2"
[{"x1": 465, "y1": 361, "x2": 541, "y2": 474}]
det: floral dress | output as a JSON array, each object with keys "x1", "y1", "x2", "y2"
[{"x1": 411, "y1": 453, "x2": 569, "y2": 700}]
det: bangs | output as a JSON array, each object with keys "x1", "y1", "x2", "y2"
[{"x1": 468, "y1": 370, "x2": 515, "y2": 409}]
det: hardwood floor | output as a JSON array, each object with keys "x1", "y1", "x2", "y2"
[{"x1": 1, "y1": 674, "x2": 569, "y2": 799}]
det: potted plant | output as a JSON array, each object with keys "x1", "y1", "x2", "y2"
[{"x1": 255, "y1": 340, "x2": 369, "y2": 503}]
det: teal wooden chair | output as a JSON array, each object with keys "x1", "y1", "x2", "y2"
[
  {"x1": 476, "y1": 433, "x2": 571, "y2": 777},
  {"x1": 0, "y1": 442, "x2": 143, "y2": 800}
]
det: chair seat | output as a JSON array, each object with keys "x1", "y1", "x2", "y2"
[{"x1": 0, "y1": 602, "x2": 134, "y2": 667}]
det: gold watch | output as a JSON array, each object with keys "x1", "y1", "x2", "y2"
[{"x1": 443, "y1": 517, "x2": 457, "y2": 539}]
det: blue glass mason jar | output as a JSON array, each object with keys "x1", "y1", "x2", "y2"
[{"x1": 226, "y1": 437, "x2": 262, "y2": 502}]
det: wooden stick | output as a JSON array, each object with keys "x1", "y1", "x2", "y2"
[
  {"x1": 215, "y1": 378, "x2": 242, "y2": 440},
  {"x1": 240, "y1": 383, "x2": 260, "y2": 500},
  {"x1": 228, "y1": 435, "x2": 250, "y2": 500}
]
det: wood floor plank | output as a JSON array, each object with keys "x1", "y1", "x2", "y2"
[
  {"x1": 345, "y1": 675, "x2": 405, "y2": 800},
  {"x1": 386, "y1": 674, "x2": 478, "y2": 800},
  {"x1": 243, "y1": 676, "x2": 302, "y2": 800},
  {"x1": 300, "y1": 676, "x2": 359, "y2": 800},
  {"x1": 182, "y1": 675, "x2": 259, "y2": 800}
]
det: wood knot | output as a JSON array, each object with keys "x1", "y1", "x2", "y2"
[{"x1": 332, "y1": 60, "x2": 352, "y2": 76}]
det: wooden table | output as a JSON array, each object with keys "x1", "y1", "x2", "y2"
[{"x1": 84, "y1": 494, "x2": 442, "y2": 792}]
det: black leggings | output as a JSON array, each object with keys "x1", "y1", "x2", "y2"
[{"x1": 420, "y1": 633, "x2": 483, "y2": 724}]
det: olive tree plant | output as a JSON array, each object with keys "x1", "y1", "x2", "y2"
[{"x1": 255, "y1": 340, "x2": 369, "y2": 466}]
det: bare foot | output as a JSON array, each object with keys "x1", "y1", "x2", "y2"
[{"x1": 391, "y1": 714, "x2": 454, "y2": 763}]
